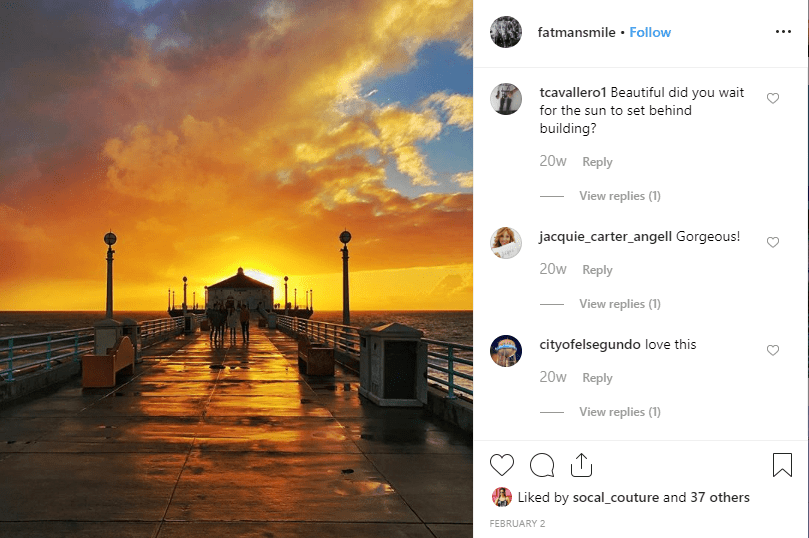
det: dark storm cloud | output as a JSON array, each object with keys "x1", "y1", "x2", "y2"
[
  {"x1": 0, "y1": 2, "x2": 133, "y2": 95},
  {"x1": 143, "y1": 0, "x2": 265, "y2": 72},
  {"x1": 0, "y1": 1, "x2": 134, "y2": 163}
]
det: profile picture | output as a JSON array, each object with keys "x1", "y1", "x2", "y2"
[
  {"x1": 491, "y1": 227, "x2": 521, "y2": 259},
  {"x1": 490, "y1": 16, "x2": 522, "y2": 48},
  {"x1": 491, "y1": 335, "x2": 521, "y2": 367},
  {"x1": 490, "y1": 83, "x2": 521, "y2": 115},
  {"x1": 492, "y1": 487, "x2": 513, "y2": 507}
]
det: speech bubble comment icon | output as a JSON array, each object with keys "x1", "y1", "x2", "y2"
[{"x1": 530, "y1": 453, "x2": 555, "y2": 477}]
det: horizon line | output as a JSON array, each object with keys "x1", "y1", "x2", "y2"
[{"x1": 0, "y1": 309, "x2": 473, "y2": 313}]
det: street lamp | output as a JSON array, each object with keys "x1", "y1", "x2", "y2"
[
  {"x1": 104, "y1": 231, "x2": 117, "y2": 319},
  {"x1": 284, "y1": 276, "x2": 289, "y2": 315},
  {"x1": 340, "y1": 230, "x2": 351, "y2": 326}
]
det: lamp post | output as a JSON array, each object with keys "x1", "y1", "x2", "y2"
[
  {"x1": 94, "y1": 231, "x2": 122, "y2": 355},
  {"x1": 310, "y1": 289, "x2": 313, "y2": 311},
  {"x1": 193, "y1": 291, "x2": 196, "y2": 310},
  {"x1": 284, "y1": 276, "x2": 289, "y2": 315},
  {"x1": 340, "y1": 230, "x2": 351, "y2": 326},
  {"x1": 182, "y1": 276, "x2": 188, "y2": 316},
  {"x1": 104, "y1": 232, "x2": 117, "y2": 319},
  {"x1": 294, "y1": 288, "x2": 297, "y2": 309}
]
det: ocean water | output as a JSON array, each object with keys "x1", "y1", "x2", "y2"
[
  {"x1": 0, "y1": 311, "x2": 168, "y2": 339},
  {"x1": 311, "y1": 310, "x2": 471, "y2": 346}
]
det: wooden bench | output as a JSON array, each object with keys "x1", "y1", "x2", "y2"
[
  {"x1": 297, "y1": 334, "x2": 334, "y2": 376},
  {"x1": 82, "y1": 336, "x2": 135, "y2": 388}
]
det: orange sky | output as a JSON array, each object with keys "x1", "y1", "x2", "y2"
[{"x1": 0, "y1": 0, "x2": 472, "y2": 311}]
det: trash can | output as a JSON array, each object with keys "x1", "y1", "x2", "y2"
[
  {"x1": 265, "y1": 312, "x2": 277, "y2": 329},
  {"x1": 93, "y1": 318, "x2": 122, "y2": 356},
  {"x1": 120, "y1": 318, "x2": 142, "y2": 363},
  {"x1": 358, "y1": 323, "x2": 427, "y2": 407},
  {"x1": 184, "y1": 314, "x2": 196, "y2": 334}
]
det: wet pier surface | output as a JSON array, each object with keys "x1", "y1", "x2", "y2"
[{"x1": 0, "y1": 330, "x2": 471, "y2": 537}]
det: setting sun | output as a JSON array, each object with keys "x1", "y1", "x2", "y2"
[{"x1": 0, "y1": 0, "x2": 472, "y2": 311}]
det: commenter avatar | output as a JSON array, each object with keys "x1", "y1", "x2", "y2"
[
  {"x1": 491, "y1": 335, "x2": 521, "y2": 367},
  {"x1": 490, "y1": 83, "x2": 521, "y2": 115},
  {"x1": 490, "y1": 16, "x2": 522, "y2": 48},
  {"x1": 491, "y1": 227, "x2": 522, "y2": 259}
]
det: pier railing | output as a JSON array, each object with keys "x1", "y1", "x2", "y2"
[
  {"x1": 274, "y1": 315, "x2": 473, "y2": 400},
  {"x1": 423, "y1": 338, "x2": 473, "y2": 399},
  {"x1": 139, "y1": 316, "x2": 185, "y2": 345},
  {"x1": 0, "y1": 328, "x2": 95, "y2": 382},
  {"x1": 276, "y1": 316, "x2": 361, "y2": 358},
  {"x1": 1, "y1": 315, "x2": 202, "y2": 382}
]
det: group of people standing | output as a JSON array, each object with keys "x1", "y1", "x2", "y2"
[{"x1": 207, "y1": 302, "x2": 251, "y2": 345}]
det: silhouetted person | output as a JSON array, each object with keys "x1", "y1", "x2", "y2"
[
  {"x1": 227, "y1": 306, "x2": 238, "y2": 343},
  {"x1": 217, "y1": 304, "x2": 227, "y2": 345},
  {"x1": 240, "y1": 304, "x2": 250, "y2": 342},
  {"x1": 206, "y1": 304, "x2": 216, "y2": 341}
]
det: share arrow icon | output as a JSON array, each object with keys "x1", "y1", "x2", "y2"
[{"x1": 571, "y1": 453, "x2": 593, "y2": 477}]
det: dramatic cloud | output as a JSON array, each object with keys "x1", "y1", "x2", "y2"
[
  {"x1": 424, "y1": 92, "x2": 473, "y2": 131},
  {"x1": 452, "y1": 171, "x2": 473, "y2": 188},
  {"x1": 0, "y1": 0, "x2": 472, "y2": 310}
]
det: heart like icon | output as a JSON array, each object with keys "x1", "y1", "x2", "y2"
[
  {"x1": 767, "y1": 345, "x2": 779, "y2": 356},
  {"x1": 767, "y1": 237, "x2": 779, "y2": 248},
  {"x1": 767, "y1": 93, "x2": 779, "y2": 104},
  {"x1": 490, "y1": 454, "x2": 515, "y2": 476}
]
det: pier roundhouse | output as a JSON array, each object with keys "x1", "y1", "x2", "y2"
[{"x1": 206, "y1": 267, "x2": 273, "y2": 311}]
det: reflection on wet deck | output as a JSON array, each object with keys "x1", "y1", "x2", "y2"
[{"x1": 0, "y1": 330, "x2": 471, "y2": 537}]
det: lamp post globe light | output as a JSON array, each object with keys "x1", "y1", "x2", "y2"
[
  {"x1": 94, "y1": 231, "x2": 122, "y2": 356},
  {"x1": 284, "y1": 276, "x2": 289, "y2": 315},
  {"x1": 104, "y1": 231, "x2": 117, "y2": 319},
  {"x1": 340, "y1": 230, "x2": 351, "y2": 326}
]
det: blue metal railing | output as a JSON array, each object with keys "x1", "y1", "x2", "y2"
[
  {"x1": 423, "y1": 338, "x2": 473, "y2": 399},
  {"x1": 277, "y1": 316, "x2": 361, "y2": 357},
  {"x1": 1, "y1": 315, "x2": 203, "y2": 382},
  {"x1": 0, "y1": 328, "x2": 94, "y2": 381},
  {"x1": 274, "y1": 315, "x2": 473, "y2": 400},
  {"x1": 139, "y1": 316, "x2": 185, "y2": 343}
]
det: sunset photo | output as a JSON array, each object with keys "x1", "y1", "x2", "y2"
[{"x1": 0, "y1": 1, "x2": 472, "y2": 536}]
